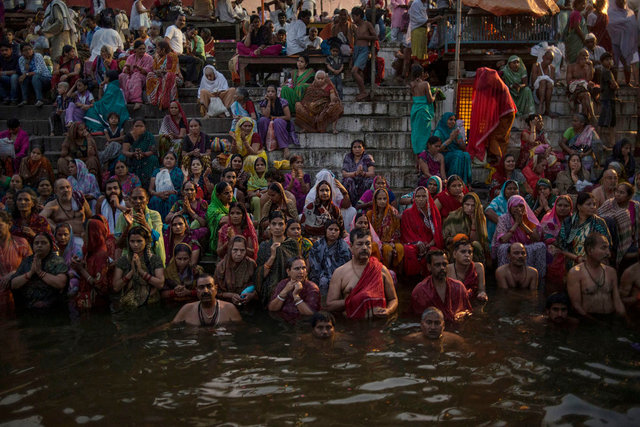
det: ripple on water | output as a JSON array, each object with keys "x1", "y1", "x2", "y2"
[
  {"x1": 0, "y1": 388, "x2": 43, "y2": 406},
  {"x1": 585, "y1": 362, "x2": 640, "y2": 378},
  {"x1": 424, "y1": 394, "x2": 451, "y2": 403},
  {"x1": 359, "y1": 376, "x2": 425, "y2": 391},
  {"x1": 330, "y1": 362, "x2": 361, "y2": 370},
  {"x1": 326, "y1": 393, "x2": 390, "y2": 405},
  {"x1": 0, "y1": 415, "x2": 43, "y2": 426},
  {"x1": 543, "y1": 394, "x2": 640, "y2": 426},
  {"x1": 201, "y1": 373, "x2": 299, "y2": 398}
]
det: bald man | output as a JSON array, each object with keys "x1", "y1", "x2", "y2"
[
  {"x1": 495, "y1": 243, "x2": 538, "y2": 290},
  {"x1": 40, "y1": 178, "x2": 92, "y2": 241},
  {"x1": 404, "y1": 307, "x2": 465, "y2": 350}
]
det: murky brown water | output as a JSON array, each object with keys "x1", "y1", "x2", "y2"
[{"x1": 1, "y1": 288, "x2": 639, "y2": 426}]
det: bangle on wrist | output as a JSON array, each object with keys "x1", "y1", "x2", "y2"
[
  {"x1": 276, "y1": 294, "x2": 286, "y2": 302},
  {"x1": 294, "y1": 298, "x2": 304, "y2": 306}
]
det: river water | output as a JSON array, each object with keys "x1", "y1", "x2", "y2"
[{"x1": 1, "y1": 287, "x2": 639, "y2": 425}]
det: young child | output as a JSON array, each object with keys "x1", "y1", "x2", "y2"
[
  {"x1": 65, "y1": 79, "x2": 95, "y2": 127},
  {"x1": 276, "y1": 29, "x2": 287, "y2": 54},
  {"x1": 326, "y1": 44, "x2": 344, "y2": 100},
  {"x1": 598, "y1": 52, "x2": 619, "y2": 149},
  {"x1": 50, "y1": 81, "x2": 72, "y2": 136},
  {"x1": 99, "y1": 112, "x2": 125, "y2": 181}
]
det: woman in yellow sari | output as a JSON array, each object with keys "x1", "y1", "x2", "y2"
[
  {"x1": 228, "y1": 117, "x2": 267, "y2": 173},
  {"x1": 366, "y1": 188, "x2": 404, "y2": 270}
]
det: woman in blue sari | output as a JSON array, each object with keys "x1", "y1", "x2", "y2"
[
  {"x1": 149, "y1": 152, "x2": 184, "y2": 220},
  {"x1": 84, "y1": 70, "x2": 130, "y2": 133},
  {"x1": 434, "y1": 112, "x2": 472, "y2": 184},
  {"x1": 485, "y1": 180, "x2": 520, "y2": 244},
  {"x1": 229, "y1": 87, "x2": 257, "y2": 132}
]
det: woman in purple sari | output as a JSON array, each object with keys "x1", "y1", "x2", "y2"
[
  {"x1": 341, "y1": 139, "x2": 375, "y2": 205},
  {"x1": 258, "y1": 85, "x2": 299, "y2": 159}
]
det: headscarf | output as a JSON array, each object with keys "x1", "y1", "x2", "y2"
[
  {"x1": 346, "y1": 213, "x2": 383, "y2": 247},
  {"x1": 305, "y1": 168, "x2": 344, "y2": 207},
  {"x1": 468, "y1": 68, "x2": 516, "y2": 161},
  {"x1": 233, "y1": 117, "x2": 257, "y2": 157},
  {"x1": 167, "y1": 100, "x2": 188, "y2": 133},
  {"x1": 247, "y1": 157, "x2": 268, "y2": 192},
  {"x1": 427, "y1": 176, "x2": 443, "y2": 196},
  {"x1": 402, "y1": 186, "x2": 443, "y2": 249},
  {"x1": 198, "y1": 64, "x2": 229, "y2": 97},
  {"x1": 466, "y1": 192, "x2": 489, "y2": 248},
  {"x1": 358, "y1": 175, "x2": 390, "y2": 205},
  {"x1": 534, "y1": 177, "x2": 552, "y2": 199},
  {"x1": 55, "y1": 223, "x2": 83, "y2": 265},
  {"x1": 368, "y1": 188, "x2": 398, "y2": 239},
  {"x1": 487, "y1": 180, "x2": 519, "y2": 217},
  {"x1": 501, "y1": 56, "x2": 528, "y2": 87},
  {"x1": 541, "y1": 195, "x2": 573, "y2": 241},
  {"x1": 206, "y1": 185, "x2": 233, "y2": 253},
  {"x1": 216, "y1": 236, "x2": 255, "y2": 294},
  {"x1": 68, "y1": 159, "x2": 100, "y2": 199},
  {"x1": 83, "y1": 218, "x2": 110, "y2": 291},
  {"x1": 434, "y1": 112, "x2": 455, "y2": 142},
  {"x1": 507, "y1": 195, "x2": 540, "y2": 229}
]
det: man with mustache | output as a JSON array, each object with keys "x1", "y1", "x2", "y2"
[
  {"x1": 172, "y1": 274, "x2": 242, "y2": 326},
  {"x1": 40, "y1": 178, "x2": 92, "y2": 244},
  {"x1": 404, "y1": 307, "x2": 465, "y2": 350},
  {"x1": 326, "y1": 228, "x2": 397, "y2": 319}
]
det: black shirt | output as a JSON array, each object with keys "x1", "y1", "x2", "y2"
[{"x1": 0, "y1": 52, "x2": 20, "y2": 73}]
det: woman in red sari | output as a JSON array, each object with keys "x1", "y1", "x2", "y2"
[
  {"x1": 468, "y1": 67, "x2": 516, "y2": 165},
  {"x1": 367, "y1": 188, "x2": 404, "y2": 270},
  {"x1": 401, "y1": 186, "x2": 443, "y2": 276},
  {"x1": 434, "y1": 175, "x2": 467, "y2": 219},
  {"x1": 217, "y1": 201, "x2": 258, "y2": 260},
  {"x1": 542, "y1": 195, "x2": 573, "y2": 295},
  {"x1": 10, "y1": 189, "x2": 51, "y2": 246}
]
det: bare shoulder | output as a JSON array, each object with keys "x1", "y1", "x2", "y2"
[
  {"x1": 333, "y1": 261, "x2": 351, "y2": 276},
  {"x1": 604, "y1": 264, "x2": 617, "y2": 277},
  {"x1": 475, "y1": 262, "x2": 485, "y2": 274},
  {"x1": 172, "y1": 301, "x2": 197, "y2": 323},
  {"x1": 495, "y1": 264, "x2": 507, "y2": 276},
  {"x1": 622, "y1": 263, "x2": 640, "y2": 281},
  {"x1": 527, "y1": 266, "x2": 538, "y2": 277}
]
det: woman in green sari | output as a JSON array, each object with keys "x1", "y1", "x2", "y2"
[
  {"x1": 121, "y1": 119, "x2": 160, "y2": 189},
  {"x1": 443, "y1": 192, "x2": 490, "y2": 263},
  {"x1": 555, "y1": 191, "x2": 611, "y2": 269},
  {"x1": 501, "y1": 56, "x2": 535, "y2": 117},
  {"x1": 565, "y1": 0, "x2": 588, "y2": 64},
  {"x1": 84, "y1": 70, "x2": 130, "y2": 133},
  {"x1": 280, "y1": 56, "x2": 314, "y2": 115},
  {"x1": 206, "y1": 181, "x2": 235, "y2": 253}
]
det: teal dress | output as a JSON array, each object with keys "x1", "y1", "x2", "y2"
[
  {"x1": 410, "y1": 95, "x2": 434, "y2": 155},
  {"x1": 84, "y1": 80, "x2": 130, "y2": 132},
  {"x1": 434, "y1": 112, "x2": 472, "y2": 184}
]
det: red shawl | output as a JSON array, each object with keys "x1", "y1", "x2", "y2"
[
  {"x1": 411, "y1": 276, "x2": 472, "y2": 323},
  {"x1": 401, "y1": 189, "x2": 444, "y2": 249},
  {"x1": 345, "y1": 257, "x2": 386, "y2": 319},
  {"x1": 468, "y1": 68, "x2": 516, "y2": 161},
  {"x1": 460, "y1": 261, "x2": 479, "y2": 298},
  {"x1": 436, "y1": 191, "x2": 462, "y2": 219}
]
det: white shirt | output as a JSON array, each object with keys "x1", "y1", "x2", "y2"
[
  {"x1": 89, "y1": 28, "x2": 124, "y2": 60},
  {"x1": 302, "y1": 35, "x2": 322, "y2": 49},
  {"x1": 165, "y1": 25, "x2": 184, "y2": 54},
  {"x1": 286, "y1": 19, "x2": 307, "y2": 55}
]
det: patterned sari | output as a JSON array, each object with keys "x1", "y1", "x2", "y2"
[
  {"x1": 125, "y1": 130, "x2": 159, "y2": 189},
  {"x1": 295, "y1": 80, "x2": 344, "y2": 133},
  {"x1": 557, "y1": 212, "x2": 612, "y2": 269},
  {"x1": 367, "y1": 189, "x2": 404, "y2": 269},
  {"x1": 146, "y1": 51, "x2": 180, "y2": 110},
  {"x1": 280, "y1": 68, "x2": 314, "y2": 114}
]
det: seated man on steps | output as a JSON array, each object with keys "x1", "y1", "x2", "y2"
[{"x1": 566, "y1": 48, "x2": 597, "y2": 124}]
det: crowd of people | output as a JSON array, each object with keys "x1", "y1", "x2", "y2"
[{"x1": 0, "y1": 1, "x2": 638, "y2": 343}]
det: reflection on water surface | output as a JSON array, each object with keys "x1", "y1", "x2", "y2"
[{"x1": 0, "y1": 289, "x2": 639, "y2": 425}]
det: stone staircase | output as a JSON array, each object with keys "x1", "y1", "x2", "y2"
[{"x1": 3, "y1": 85, "x2": 637, "y2": 196}]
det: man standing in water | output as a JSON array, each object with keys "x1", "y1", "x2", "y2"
[
  {"x1": 411, "y1": 250, "x2": 472, "y2": 323},
  {"x1": 40, "y1": 179, "x2": 92, "y2": 243},
  {"x1": 173, "y1": 274, "x2": 242, "y2": 326},
  {"x1": 311, "y1": 311, "x2": 336, "y2": 340},
  {"x1": 544, "y1": 293, "x2": 579, "y2": 328},
  {"x1": 620, "y1": 255, "x2": 640, "y2": 314},
  {"x1": 495, "y1": 243, "x2": 538, "y2": 290},
  {"x1": 326, "y1": 228, "x2": 398, "y2": 319},
  {"x1": 404, "y1": 307, "x2": 465, "y2": 349},
  {"x1": 445, "y1": 238, "x2": 488, "y2": 301},
  {"x1": 567, "y1": 232, "x2": 627, "y2": 320}
]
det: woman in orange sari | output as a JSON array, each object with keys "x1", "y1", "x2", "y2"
[
  {"x1": 367, "y1": 188, "x2": 404, "y2": 270},
  {"x1": 295, "y1": 71, "x2": 344, "y2": 134},
  {"x1": 146, "y1": 40, "x2": 181, "y2": 110}
]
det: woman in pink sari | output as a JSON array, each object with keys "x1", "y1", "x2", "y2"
[{"x1": 119, "y1": 40, "x2": 153, "y2": 110}]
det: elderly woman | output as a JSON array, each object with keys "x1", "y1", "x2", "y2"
[
  {"x1": 308, "y1": 220, "x2": 351, "y2": 296},
  {"x1": 58, "y1": 122, "x2": 100, "y2": 178},
  {"x1": 122, "y1": 119, "x2": 160, "y2": 189},
  {"x1": 149, "y1": 152, "x2": 184, "y2": 220},
  {"x1": 501, "y1": 56, "x2": 535, "y2": 117},
  {"x1": 342, "y1": 139, "x2": 375, "y2": 205},
  {"x1": 0, "y1": 118, "x2": 29, "y2": 174},
  {"x1": 526, "y1": 178, "x2": 556, "y2": 220},
  {"x1": 67, "y1": 159, "x2": 101, "y2": 206},
  {"x1": 215, "y1": 236, "x2": 257, "y2": 307},
  {"x1": 491, "y1": 195, "x2": 547, "y2": 280},
  {"x1": 295, "y1": 70, "x2": 344, "y2": 134},
  {"x1": 443, "y1": 192, "x2": 490, "y2": 263},
  {"x1": 146, "y1": 40, "x2": 181, "y2": 110},
  {"x1": 91, "y1": 45, "x2": 118, "y2": 97},
  {"x1": 119, "y1": 40, "x2": 153, "y2": 110},
  {"x1": 258, "y1": 85, "x2": 299, "y2": 159},
  {"x1": 19, "y1": 145, "x2": 54, "y2": 189},
  {"x1": 10, "y1": 232, "x2": 68, "y2": 310},
  {"x1": 556, "y1": 191, "x2": 611, "y2": 270},
  {"x1": 198, "y1": 65, "x2": 236, "y2": 117}
]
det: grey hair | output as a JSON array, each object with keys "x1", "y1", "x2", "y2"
[
  {"x1": 421, "y1": 307, "x2": 444, "y2": 321},
  {"x1": 315, "y1": 70, "x2": 326, "y2": 79}
]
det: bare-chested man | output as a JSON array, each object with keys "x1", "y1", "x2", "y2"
[
  {"x1": 404, "y1": 307, "x2": 465, "y2": 350},
  {"x1": 350, "y1": 7, "x2": 377, "y2": 101},
  {"x1": 445, "y1": 238, "x2": 488, "y2": 301},
  {"x1": 326, "y1": 228, "x2": 397, "y2": 319},
  {"x1": 618, "y1": 255, "x2": 640, "y2": 314},
  {"x1": 566, "y1": 48, "x2": 596, "y2": 123},
  {"x1": 40, "y1": 178, "x2": 92, "y2": 242},
  {"x1": 495, "y1": 243, "x2": 538, "y2": 290},
  {"x1": 172, "y1": 274, "x2": 242, "y2": 326},
  {"x1": 331, "y1": 9, "x2": 354, "y2": 52},
  {"x1": 567, "y1": 232, "x2": 627, "y2": 320},
  {"x1": 592, "y1": 168, "x2": 618, "y2": 208}
]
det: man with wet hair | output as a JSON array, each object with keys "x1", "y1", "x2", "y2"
[
  {"x1": 411, "y1": 250, "x2": 472, "y2": 323},
  {"x1": 545, "y1": 293, "x2": 579, "y2": 327},
  {"x1": 495, "y1": 243, "x2": 538, "y2": 290},
  {"x1": 404, "y1": 307, "x2": 465, "y2": 349},
  {"x1": 567, "y1": 232, "x2": 627, "y2": 320},
  {"x1": 326, "y1": 228, "x2": 397, "y2": 319},
  {"x1": 40, "y1": 178, "x2": 92, "y2": 242},
  {"x1": 173, "y1": 274, "x2": 242, "y2": 326},
  {"x1": 311, "y1": 311, "x2": 336, "y2": 340}
]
